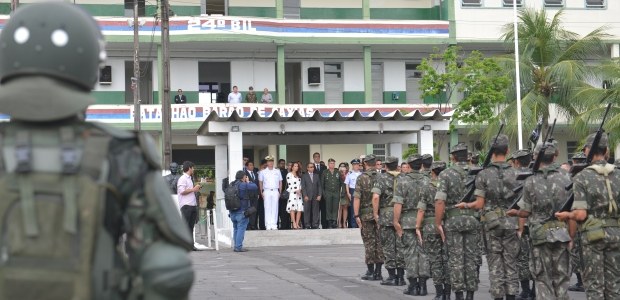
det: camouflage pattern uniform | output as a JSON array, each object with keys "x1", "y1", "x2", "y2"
[
  {"x1": 571, "y1": 134, "x2": 620, "y2": 300},
  {"x1": 474, "y1": 135, "x2": 520, "y2": 299},
  {"x1": 517, "y1": 146, "x2": 572, "y2": 300},
  {"x1": 510, "y1": 150, "x2": 534, "y2": 287},
  {"x1": 393, "y1": 166, "x2": 432, "y2": 282},
  {"x1": 435, "y1": 144, "x2": 481, "y2": 295},
  {"x1": 354, "y1": 158, "x2": 384, "y2": 269},
  {"x1": 570, "y1": 152, "x2": 586, "y2": 281},
  {"x1": 321, "y1": 168, "x2": 342, "y2": 227},
  {"x1": 420, "y1": 162, "x2": 450, "y2": 293}
]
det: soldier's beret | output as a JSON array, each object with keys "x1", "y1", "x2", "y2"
[
  {"x1": 364, "y1": 154, "x2": 377, "y2": 163},
  {"x1": 421, "y1": 154, "x2": 433, "y2": 161},
  {"x1": 572, "y1": 152, "x2": 586, "y2": 159},
  {"x1": 534, "y1": 141, "x2": 557, "y2": 156},
  {"x1": 584, "y1": 132, "x2": 609, "y2": 149},
  {"x1": 406, "y1": 154, "x2": 422, "y2": 164},
  {"x1": 450, "y1": 143, "x2": 468, "y2": 154},
  {"x1": 384, "y1": 156, "x2": 399, "y2": 164},
  {"x1": 510, "y1": 149, "x2": 531, "y2": 160},
  {"x1": 350, "y1": 158, "x2": 361, "y2": 164},
  {"x1": 431, "y1": 161, "x2": 447, "y2": 171},
  {"x1": 492, "y1": 134, "x2": 510, "y2": 148}
]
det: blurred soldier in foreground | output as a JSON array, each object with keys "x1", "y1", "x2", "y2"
[{"x1": 0, "y1": 3, "x2": 194, "y2": 299}]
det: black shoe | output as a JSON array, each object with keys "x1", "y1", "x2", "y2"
[
  {"x1": 568, "y1": 283, "x2": 585, "y2": 292},
  {"x1": 372, "y1": 263, "x2": 383, "y2": 281},
  {"x1": 361, "y1": 264, "x2": 374, "y2": 280},
  {"x1": 517, "y1": 279, "x2": 531, "y2": 300},
  {"x1": 465, "y1": 291, "x2": 474, "y2": 300},
  {"x1": 454, "y1": 291, "x2": 464, "y2": 300},
  {"x1": 381, "y1": 269, "x2": 397, "y2": 285},
  {"x1": 192, "y1": 247, "x2": 199, "y2": 251},
  {"x1": 419, "y1": 277, "x2": 428, "y2": 296},
  {"x1": 433, "y1": 284, "x2": 444, "y2": 300},
  {"x1": 404, "y1": 277, "x2": 418, "y2": 295},
  {"x1": 444, "y1": 284, "x2": 452, "y2": 300},
  {"x1": 506, "y1": 295, "x2": 516, "y2": 300},
  {"x1": 233, "y1": 248, "x2": 248, "y2": 252},
  {"x1": 396, "y1": 268, "x2": 406, "y2": 286}
]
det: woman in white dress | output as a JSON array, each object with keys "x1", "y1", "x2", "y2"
[{"x1": 286, "y1": 162, "x2": 303, "y2": 229}]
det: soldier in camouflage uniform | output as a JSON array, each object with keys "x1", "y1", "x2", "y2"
[
  {"x1": 417, "y1": 161, "x2": 451, "y2": 300},
  {"x1": 557, "y1": 133, "x2": 620, "y2": 300},
  {"x1": 568, "y1": 152, "x2": 586, "y2": 292},
  {"x1": 435, "y1": 143, "x2": 480, "y2": 300},
  {"x1": 509, "y1": 149, "x2": 535, "y2": 300},
  {"x1": 394, "y1": 155, "x2": 432, "y2": 296},
  {"x1": 507, "y1": 142, "x2": 572, "y2": 300},
  {"x1": 372, "y1": 156, "x2": 406, "y2": 286},
  {"x1": 354, "y1": 154, "x2": 384, "y2": 281},
  {"x1": 456, "y1": 135, "x2": 519, "y2": 300}
]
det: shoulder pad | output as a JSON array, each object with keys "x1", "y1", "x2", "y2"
[
  {"x1": 88, "y1": 122, "x2": 135, "y2": 139},
  {"x1": 138, "y1": 132, "x2": 162, "y2": 170}
]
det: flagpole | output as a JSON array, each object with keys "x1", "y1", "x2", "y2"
[{"x1": 513, "y1": 0, "x2": 524, "y2": 149}]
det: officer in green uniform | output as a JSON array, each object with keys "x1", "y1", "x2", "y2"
[
  {"x1": 354, "y1": 154, "x2": 384, "y2": 281},
  {"x1": 371, "y1": 156, "x2": 405, "y2": 286},
  {"x1": 394, "y1": 155, "x2": 432, "y2": 296},
  {"x1": 557, "y1": 133, "x2": 620, "y2": 300},
  {"x1": 568, "y1": 151, "x2": 587, "y2": 292},
  {"x1": 322, "y1": 158, "x2": 343, "y2": 228},
  {"x1": 0, "y1": 3, "x2": 194, "y2": 300}
]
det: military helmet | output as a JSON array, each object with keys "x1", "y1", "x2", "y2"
[{"x1": 0, "y1": 2, "x2": 105, "y2": 121}]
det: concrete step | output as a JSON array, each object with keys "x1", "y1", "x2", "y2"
[{"x1": 242, "y1": 228, "x2": 363, "y2": 247}]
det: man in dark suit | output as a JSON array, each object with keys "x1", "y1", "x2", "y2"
[
  {"x1": 311, "y1": 152, "x2": 329, "y2": 229},
  {"x1": 278, "y1": 159, "x2": 291, "y2": 229},
  {"x1": 174, "y1": 89, "x2": 187, "y2": 104},
  {"x1": 301, "y1": 162, "x2": 322, "y2": 229},
  {"x1": 244, "y1": 161, "x2": 260, "y2": 230}
]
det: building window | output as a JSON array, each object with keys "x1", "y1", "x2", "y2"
[
  {"x1": 205, "y1": 0, "x2": 226, "y2": 15},
  {"x1": 567, "y1": 141, "x2": 578, "y2": 162},
  {"x1": 586, "y1": 0, "x2": 605, "y2": 8},
  {"x1": 461, "y1": 0, "x2": 482, "y2": 6},
  {"x1": 284, "y1": 0, "x2": 301, "y2": 19},
  {"x1": 373, "y1": 144, "x2": 386, "y2": 162},
  {"x1": 324, "y1": 63, "x2": 342, "y2": 78},
  {"x1": 544, "y1": 0, "x2": 564, "y2": 7},
  {"x1": 502, "y1": 0, "x2": 523, "y2": 7},
  {"x1": 124, "y1": 0, "x2": 145, "y2": 17},
  {"x1": 406, "y1": 64, "x2": 422, "y2": 79}
]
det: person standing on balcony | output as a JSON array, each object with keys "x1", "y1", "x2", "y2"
[
  {"x1": 228, "y1": 85, "x2": 242, "y2": 104},
  {"x1": 261, "y1": 88, "x2": 273, "y2": 104},
  {"x1": 245, "y1": 86, "x2": 257, "y2": 103},
  {"x1": 174, "y1": 88, "x2": 187, "y2": 104}
]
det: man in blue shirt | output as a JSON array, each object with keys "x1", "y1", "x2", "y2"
[{"x1": 229, "y1": 170, "x2": 258, "y2": 252}]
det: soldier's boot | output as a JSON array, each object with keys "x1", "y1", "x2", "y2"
[
  {"x1": 361, "y1": 264, "x2": 374, "y2": 280},
  {"x1": 419, "y1": 277, "x2": 428, "y2": 296},
  {"x1": 506, "y1": 295, "x2": 516, "y2": 300},
  {"x1": 396, "y1": 268, "x2": 407, "y2": 286},
  {"x1": 373, "y1": 263, "x2": 383, "y2": 281},
  {"x1": 381, "y1": 268, "x2": 397, "y2": 286},
  {"x1": 454, "y1": 291, "x2": 464, "y2": 300},
  {"x1": 433, "y1": 284, "x2": 444, "y2": 300},
  {"x1": 568, "y1": 273, "x2": 585, "y2": 292},
  {"x1": 530, "y1": 283, "x2": 536, "y2": 299},
  {"x1": 516, "y1": 280, "x2": 531, "y2": 300},
  {"x1": 444, "y1": 284, "x2": 452, "y2": 300},
  {"x1": 465, "y1": 291, "x2": 474, "y2": 300},
  {"x1": 403, "y1": 277, "x2": 418, "y2": 295}
]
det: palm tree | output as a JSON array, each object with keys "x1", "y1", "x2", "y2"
[
  {"x1": 573, "y1": 60, "x2": 620, "y2": 146},
  {"x1": 482, "y1": 8, "x2": 610, "y2": 146}
]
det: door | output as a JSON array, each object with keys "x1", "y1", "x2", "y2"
[
  {"x1": 285, "y1": 63, "x2": 302, "y2": 104},
  {"x1": 406, "y1": 63, "x2": 423, "y2": 103},
  {"x1": 371, "y1": 63, "x2": 383, "y2": 104}
]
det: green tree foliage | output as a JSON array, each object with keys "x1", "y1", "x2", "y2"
[{"x1": 417, "y1": 46, "x2": 510, "y2": 127}]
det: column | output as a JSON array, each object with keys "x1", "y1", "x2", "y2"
[
  {"x1": 214, "y1": 144, "x2": 232, "y2": 244},
  {"x1": 157, "y1": 44, "x2": 163, "y2": 105},
  {"x1": 418, "y1": 129, "x2": 434, "y2": 156},
  {"x1": 228, "y1": 132, "x2": 244, "y2": 181},
  {"x1": 278, "y1": 145, "x2": 287, "y2": 162},
  {"x1": 276, "y1": 0, "x2": 283, "y2": 19},
  {"x1": 343, "y1": 61, "x2": 365, "y2": 104},
  {"x1": 277, "y1": 45, "x2": 286, "y2": 105},
  {"x1": 383, "y1": 61, "x2": 406, "y2": 104},
  {"x1": 363, "y1": 46, "x2": 372, "y2": 104},
  {"x1": 362, "y1": 0, "x2": 370, "y2": 20},
  {"x1": 388, "y1": 143, "x2": 403, "y2": 161},
  {"x1": 448, "y1": 0, "x2": 456, "y2": 43}
]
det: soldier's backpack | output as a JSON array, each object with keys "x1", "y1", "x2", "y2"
[
  {"x1": 225, "y1": 181, "x2": 241, "y2": 211},
  {"x1": 0, "y1": 123, "x2": 128, "y2": 300}
]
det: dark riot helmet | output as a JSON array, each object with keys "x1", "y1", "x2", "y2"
[{"x1": 0, "y1": 2, "x2": 106, "y2": 121}]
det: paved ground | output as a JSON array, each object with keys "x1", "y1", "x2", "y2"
[{"x1": 190, "y1": 243, "x2": 587, "y2": 300}]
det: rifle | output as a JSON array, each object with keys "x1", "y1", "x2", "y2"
[
  {"x1": 553, "y1": 103, "x2": 612, "y2": 217},
  {"x1": 508, "y1": 119, "x2": 557, "y2": 209},
  {"x1": 459, "y1": 123, "x2": 504, "y2": 203}
]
